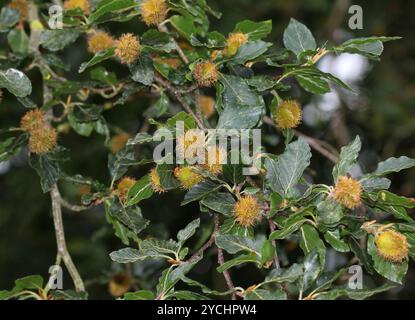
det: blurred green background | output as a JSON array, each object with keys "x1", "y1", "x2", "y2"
[{"x1": 0, "y1": 0, "x2": 414, "y2": 299}]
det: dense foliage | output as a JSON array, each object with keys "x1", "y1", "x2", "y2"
[{"x1": 0, "y1": 0, "x2": 414, "y2": 300}]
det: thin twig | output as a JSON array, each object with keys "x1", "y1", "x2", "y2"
[
  {"x1": 158, "y1": 24, "x2": 189, "y2": 64},
  {"x1": 214, "y1": 214, "x2": 236, "y2": 300},
  {"x1": 268, "y1": 219, "x2": 280, "y2": 270},
  {"x1": 50, "y1": 185, "x2": 85, "y2": 292},
  {"x1": 60, "y1": 198, "x2": 91, "y2": 212},
  {"x1": 154, "y1": 74, "x2": 205, "y2": 129},
  {"x1": 187, "y1": 227, "x2": 215, "y2": 262},
  {"x1": 263, "y1": 116, "x2": 339, "y2": 163}
]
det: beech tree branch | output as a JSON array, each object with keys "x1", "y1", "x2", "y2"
[
  {"x1": 214, "y1": 214, "x2": 236, "y2": 300},
  {"x1": 263, "y1": 116, "x2": 339, "y2": 163},
  {"x1": 50, "y1": 185, "x2": 85, "y2": 292},
  {"x1": 154, "y1": 73, "x2": 205, "y2": 129}
]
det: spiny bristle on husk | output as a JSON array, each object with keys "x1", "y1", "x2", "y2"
[
  {"x1": 28, "y1": 126, "x2": 58, "y2": 155},
  {"x1": 149, "y1": 168, "x2": 166, "y2": 193},
  {"x1": 224, "y1": 32, "x2": 248, "y2": 57},
  {"x1": 273, "y1": 100, "x2": 302, "y2": 130},
  {"x1": 192, "y1": 61, "x2": 219, "y2": 87},
  {"x1": 116, "y1": 177, "x2": 136, "y2": 202},
  {"x1": 20, "y1": 109, "x2": 46, "y2": 132},
  {"x1": 63, "y1": 0, "x2": 91, "y2": 15},
  {"x1": 88, "y1": 31, "x2": 115, "y2": 54},
  {"x1": 174, "y1": 166, "x2": 204, "y2": 190},
  {"x1": 375, "y1": 229, "x2": 409, "y2": 263},
  {"x1": 332, "y1": 176, "x2": 362, "y2": 209},
  {"x1": 115, "y1": 33, "x2": 141, "y2": 65},
  {"x1": 234, "y1": 195, "x2": 261, "y2": 227},
  {"x1": 203, "y1": 145, "x2": 227, "y2": 175},
  {"x1": 140, "y1": 0, "x2": 168, "y2": 26}
]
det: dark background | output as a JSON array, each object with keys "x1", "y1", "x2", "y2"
[{"x1": 0, "y1": 0, "x2": 414, "y2": 299}]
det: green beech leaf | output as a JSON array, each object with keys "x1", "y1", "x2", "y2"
[
  {"x1": 217, "y1": 74, "x2": 265, "y2": 129},
  {"x1": 177, "y1": 218, "x2": 200, "y2": 245},
  {"x1": 234, "y1": 20, "x2": 272, "y2": 40},
  {"x1": 283, "y1": 18, "x2": 316, "y2": 57},
  {"x1": 0, "y1": 68, "x2": 32, "y2": 97},
  {"x1": 79, "y1": 48, "x2": 115, "y2": 73},
  {"x1": 215, "y1": 234, "x2": 260, "y2": 255},
  {"x1": 373, "y1": 156, "x2": 415, "y2": 176},
  {"x1": 126, "y1": 175, "x2": 154, "y2": 206},
  {"x1": 332, "y1": 136, "x2": 361, "y2": 181},
  {"x1": 40, "y1": 29, "x2": 80, "y2": 52},
  {"x1": 265, "y1": 137, "x2": 311, "y2": 197},
  {"x1": 217, "y1": 253, "x2": 258, "y2": 273},
  {"x1": 88, "y1": 0, "x2": 138, "y2": 23}
]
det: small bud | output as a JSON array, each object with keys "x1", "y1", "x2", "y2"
[
  {"x1": 174, "y1": 166, "x2": 204, "y2": 190},
  {"x1": 63, "y1": 0, "x2": 91, "y2": 15},
  {"x1": 273, "y1": 100, "x2": 302, "y2": 130},
  {"x1": 332, "y1": 176, "x2": 362, "y2": 209},
  {"x1": 374, "y1": 229, "x2": 408, "y2": 262},
  {"x1": 88, "y1": 31, "x2": 115, "y2": 54},
  {"x1": 110, "y1": 133, "x2": 130, "y2": 154},
  {"x1": 198, "y1": 95, "x2": 216, "y2": 119},
  {"x1": 108, "y1": 272, "x2": 132, "y2": 298},
  {"x1": 203, "y1": 145, "x2": 226, "y2": 175},
  {"x1": 115, "y1": 33, "x2": 141, "y2": 65},
  {"x1": 149, "y1": 168, "x2": 166, "y2": 193},
  {"x1": 20, "y1": 109, "x2": 46, "y2": 132},
  {"x1": 224, "y1": 32, "x2": 248, "y2": 57},
  {"x1": 140, "y1": 0, "x2": 168, "y2": 26},
  {"x1": 116, "y1": 177, "x2": 136, "y2": 202},
  {"x1": 192, "y1": 61, "x2": 219, "y2": 87},
  {"x1": 28, "y1": 126, "x2": 58, "y2": 155},
  {"x1": 234, "y1": 195, "x2": 261, "y2": 227}
]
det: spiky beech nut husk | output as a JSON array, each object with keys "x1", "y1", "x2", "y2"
[
  {"x1": 174, "y1": 166, "x2": 204, "y2": 190},
  {"x1": 176, "y1": 129, "x2": 205, "y2": 160},
  {"x1": 149, "y1": 168, "x2": 166, "y2": 193},
  {"x1": 20, "y1": 109, "x2": 46, "y2": 132},
  {"x1": 199, "y1": 95, "x2": 216, "y2": 119},
  {"x1": 115, "y1": 33, "x2": 141, "y2": 65},
  {"x1": 87, "y1": 31, "x2": 115, "y2": 54},
  {"x1": 273, "y1": 100, "x2": 302, "y2": 129},
  {"x1": 192, "y1": 61, "x2": 219, "y2": 87},
  {"x1": 234, "y1": 195, "x2": 261, "y2": 227},
  {"x1": 203, "y1": 145, "x2": 227, "y2": 175},
  {"x1": 116, "y1": 177, "x2": 136, "y2": 202},
  {"x1": 224, "y1": 32, "x2": 248, "y2": 57},
  {"x1": 108, "y1": 272, "x2": 132, "y2": 297},
  {"x1": 110, "y1": 133, "x2": 130, "y2": 154},
  {"x1": 375, "y1": 229, "x2": 408, "y2": 262},
  {"x1": 332, "y1": 176, "x2": 362, "y2": 209},
  {"x1": 8, "y1": 0, "x2": 29, "y2": 21},
  {"x1": 140, "y1": 0, "x2": 168, "y2": 26},
  {"x1": 63, "y1": 0, "x2": 91, "y2": 15},
  {"x1": 28, "y1": 126, "x2": 58, "y2": 155}
]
